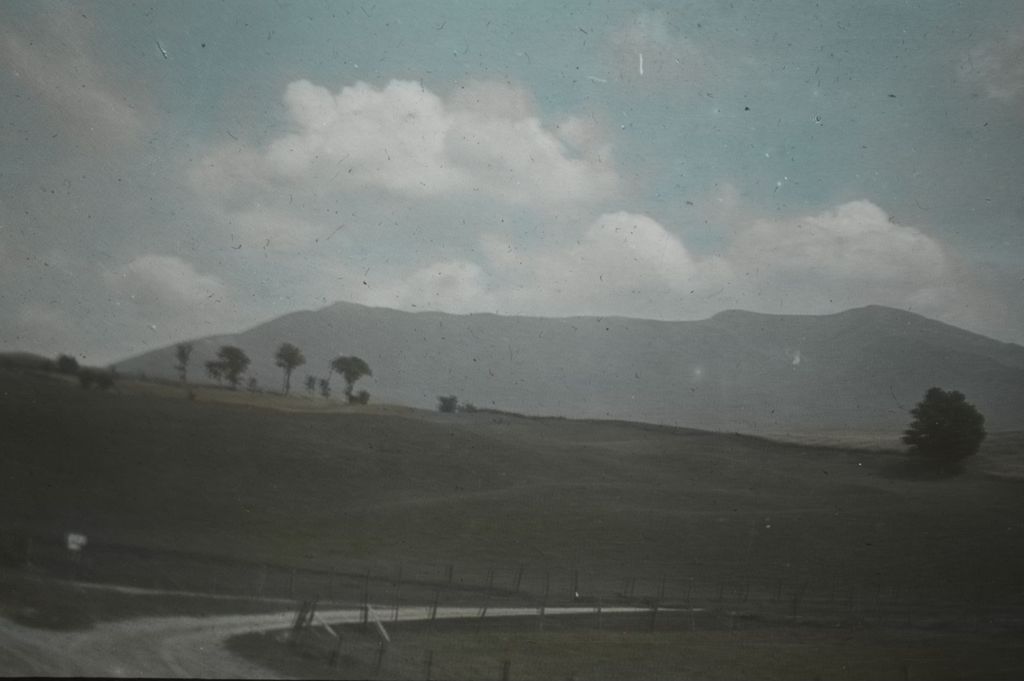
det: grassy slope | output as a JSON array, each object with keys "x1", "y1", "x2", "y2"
[
  {"x1": 232, "y1": 616, "x2": 1024, "y2": 681},
  {"x1": 2, "y1": 369, "x2": 1023, "y2": 598}
]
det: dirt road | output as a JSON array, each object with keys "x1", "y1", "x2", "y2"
[{"x1": 0, "y1": 603, "x2": 644, "y2": 677}]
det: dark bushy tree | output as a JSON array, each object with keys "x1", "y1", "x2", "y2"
[
  {"x1": 304, "y1": 374, "x2": 317, "y2": 396},
  {"x1": 56, "y1": 354, "x2": 79, "y2": 375},
  {"x1": 206, "y1": 345, "x2": 250, "y2": 389},
  {"x1": 438, "y1": 395, "x2": 458, "y2": 413},
  {"x1": 902, "y1": 387, "x2": 986, "y2": 470},
  {"x1": 205, "y1": 360, "x2": 223, "y2": 385},
  {"x1": 330, "y1": 355, "x2": 372, "y2": 404},
  {"x1": 274, "y1": 342, "x2": 306, "y2": 395}
]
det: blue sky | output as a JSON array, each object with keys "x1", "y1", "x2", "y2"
[{"x1": 1, "y1": 1, "x2": 1022, "y2": 363}]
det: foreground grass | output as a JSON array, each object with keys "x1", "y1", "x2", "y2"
[
  {"x1": 231, "y1": 613, "x2": 1024, "y2": 681},
  {"x1": 2, "y1": 367, "x2": 1023, "y2": 606}
]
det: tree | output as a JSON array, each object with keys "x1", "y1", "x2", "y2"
[
  {"x1": 274, "y1": 342, "x2": 306, "y2": 395},
  {"x1": 318, "y1": 377, "x2": 331, "y2": 399},
  {"x1": 174, "y1": 343, "x2": 194, "y2": 383},
  {"x1": 206, "y1": 345, "x2": 250, "y2": 390},
  {"x1": 304, "y1": 374, "x2": 317, "y2": 396},
  {"x1": 205, "y1": 360, "x2": 223, "y2": 385},
  {"x1": 438, "y1": 395, "x2": 458, "y2": 413},
  {"x1": 902, "y1": 387, "x2": 986, "y2": 470},
  {"x1": 329, "y1": 356, "x2": 372, "y2": 404},
  {"x1": 56, "y1": 354, "x2": 79, "y2": 375}
]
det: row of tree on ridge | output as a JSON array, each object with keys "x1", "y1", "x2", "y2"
[{"x1": 173, "y1": 342, "x2": 372, "y2": 404}]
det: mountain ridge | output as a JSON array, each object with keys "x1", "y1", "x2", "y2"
[{"x1": 114, "y1": 302, "x2": 1024, "y2": 434}]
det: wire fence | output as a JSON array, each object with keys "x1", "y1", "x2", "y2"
[{"x1": 4, "y1": 529, "x2": 1023, "y2": 635}]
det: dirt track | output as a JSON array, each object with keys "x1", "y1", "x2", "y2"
[{"x1": 0, "y1": 603, "x2": 643, "y2": 677}]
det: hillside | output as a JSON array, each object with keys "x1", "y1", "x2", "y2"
[
  {"x1": 115, "y1": 303, "x2": 1024, "y2": 433},
  {"x1": 1, "y1": 367, "x2": 1022, "y2": 599}
]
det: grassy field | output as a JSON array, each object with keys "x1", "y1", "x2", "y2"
[
  {"x1": 1, "y1": 366, "x2": 1023, "y2": 676},
  {"x1": 231, "y1": 613, "x2": 1024, "y2": 681}
]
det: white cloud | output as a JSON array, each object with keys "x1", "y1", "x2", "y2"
[
  {"x1": 421, "y1": 201, "x2": 967, "y2": 325},
  {"x1": 357, "y1": 259, "x2": 496, "y2": 313},
  {"x1": 295, "y1": 200, "x2": 964, "y2": 326},
  {"x1": 1, "y1": 10, "x2": 145, "y2": 141},
  {"x1": 725, "y1": 200, "x2": 970, "y2": 318},
  {"x1": 472, "y1": 212, "x2": 731, "y2": 319},
  {"x1": 103, "y1": 255, "x2": 227, "y2": 313},
  {"x1": 960, "y1": 27, "x2": 1024, "y2": 103},
  {"x1": 731, "y1": 200, "x2": 946, "y2": 284},
  {"x1": 193, "y1": 78, "x2": 618, "y2": 206}
]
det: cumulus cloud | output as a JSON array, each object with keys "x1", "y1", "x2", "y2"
[
  {"x1": 1, "y1": 10, "x2": 145, "y2": 141},
  {"x1": 726, "y1": 200, "x2": 968, "y2": 317},
  {"x1": 194, "y1": 78, "x2": 618, "y2": 206},
  {"x1": 103, "y1": 255, "x2": 227, "y2": 314},
  {"x1": 356, "y1": 259, "x2": 496, "y2": 313},
  {"x1": 731, "y1": 200, "x2": 946, "y2": 283},
  {"x1": 402, "y1": 211, "x2": 731, "y2": 320},
  {"x1": 959, "y1": 27, "x2": 1024, "y2": 103},
  {"x1": 401, "y1": 200, "x2": 966, "y2": 325}
]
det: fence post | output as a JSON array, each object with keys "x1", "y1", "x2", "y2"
[
  {"x1": 392, "y1": 564, "x2": 403, "y2": 622},
  {"x1": 480, "y1": 587, "x2": 491, "y2": 621},
  {"x1": 685, "y1": 578, "x2": 696, "y2": 631},
  {"x1": 539, "y1": 571, "x2": 550, "y2": 630},
  {"x1": 327, "y1": 634, "x2": 344, "y2": 668},
  {"x1": 361, "y1": 570, "x2": 370, "y2": 624},
  {"x1": 514, "y1": 565, "x2": 524, "y2": 593},
  {"x1": 430, "y1": 589, "x2": 440, "y2": 624},
  {"x1": 374, "y1": 640, "x2": 386, "y2": 676}
]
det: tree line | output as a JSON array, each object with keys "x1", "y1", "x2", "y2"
[
  {"x1": 174, "y1": 342, "x2": 372, "y2": 404},
  {"x1": 39, "y1": 343, "x2": 989, "y2": 476}
]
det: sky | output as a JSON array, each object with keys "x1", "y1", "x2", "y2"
[{"x1": 1, "y1": 0, "x2": 1023, "y2": 365}]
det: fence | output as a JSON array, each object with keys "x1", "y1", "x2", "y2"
[{"x1": 5, "y1": 529, "x2": 1023, "y2": 635}]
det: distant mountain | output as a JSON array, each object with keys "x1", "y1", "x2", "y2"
[{"x1": 115, "y1": 302, "x2": 1024, "y2": 433}]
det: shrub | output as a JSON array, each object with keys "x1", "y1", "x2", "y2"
[
  {"x1": 56, "y1": 354, "x2": 79, "y2": 375},
  {"x1": 902, "y1": 387, "x2": 986, "y2": 470}
]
